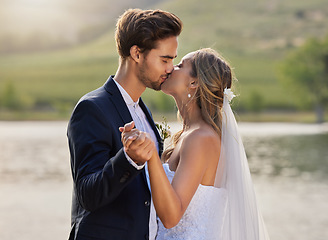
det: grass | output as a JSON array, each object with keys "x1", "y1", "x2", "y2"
[
  {"x1": 1, "y1": 0, "x2": 328, "y2": 121},
  {"x1": 236, "y1": 111, "x2": 328, "y2": 123},
  {"x1": 1, "y1": 109, "x2": 323, "y2": 124}
]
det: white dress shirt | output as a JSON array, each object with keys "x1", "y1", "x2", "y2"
[{"x1": 113, "y1": 79, "x2": 158, "y2": 240}]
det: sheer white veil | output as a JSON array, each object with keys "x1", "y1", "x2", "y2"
[{"x1": 214, "y1": 88, "x2": 270, "y2": 240}]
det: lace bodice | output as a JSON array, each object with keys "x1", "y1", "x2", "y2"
[{"x1": 156, "y1": 164, "x2": 228, "y2": 240}]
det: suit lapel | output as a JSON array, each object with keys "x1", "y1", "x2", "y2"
[
  {"x1": 104, "y1": 76, "x2": 133, "y2": 125},
  {"x1": 105, "y1": 76, "x2": 163, "y2": 156},
  {"x1": 104, "y1": 76, "x2": 151, "y2": 189}
]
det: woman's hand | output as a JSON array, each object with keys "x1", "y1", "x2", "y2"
[
  {"x1": 119, "y1": 121, "x2": 156, "y2": 165},
  {"x1": 120, "y1": 121, "x2": 140, "y2": 150}
]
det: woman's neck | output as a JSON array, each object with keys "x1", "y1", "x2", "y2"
[{"x1": 175, "y1": 97, "x2": 203, "y2": 129}]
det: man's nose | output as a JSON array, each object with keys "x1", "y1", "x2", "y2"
[{"x1": 166, "y1": 62, "x2": 174, "y2": 74}]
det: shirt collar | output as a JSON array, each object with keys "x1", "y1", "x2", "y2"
[{"x1": 113, "y1": 79, "x2": 140, "y2": 107}]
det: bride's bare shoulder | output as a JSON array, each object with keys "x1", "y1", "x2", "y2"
[
  {"x1": 180, "y1": 124, "x2": 220, "y2": 159},
  {"x1": 187, "y1": 124, "x2": 219, "y2": 142}
]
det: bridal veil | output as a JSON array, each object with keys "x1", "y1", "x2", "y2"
[{"x1": 214, "y1": 89, "x2": 270, "y2": 240}]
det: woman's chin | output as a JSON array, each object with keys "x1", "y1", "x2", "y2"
[
  {"x1": 160, "y1": 88, "x2": 172, "y2": 96},
  {"x1": 161, "y1": 89, "x2": 169, "y2": 95},
  {"x1": 161, "y1": 82, "x2": 176, "y2": 96},
  {"x1": 160, "y1": 83, "x2": 168, "y2": 93}
]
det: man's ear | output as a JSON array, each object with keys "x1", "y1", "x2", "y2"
[{"x1": 130, "y1": 45, "x2": 141, "y2": 63}]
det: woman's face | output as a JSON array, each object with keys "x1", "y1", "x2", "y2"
[{"x1": 161, "y1": 52, "x2": 196, "y2": 97}]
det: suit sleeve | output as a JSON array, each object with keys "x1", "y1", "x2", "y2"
[{"x1": 67, "y1": 99, "x2": 142, "y2": 212}]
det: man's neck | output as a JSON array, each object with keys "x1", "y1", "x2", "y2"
[{"x1": 114, "y1": 60, "x2": 145, "y2": 102}]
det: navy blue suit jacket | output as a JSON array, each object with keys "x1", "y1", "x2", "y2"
[{"x1": 67, "y1": 76, "x2": 163, "y2": 240}]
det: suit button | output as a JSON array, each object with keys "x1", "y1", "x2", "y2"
[{"x1": 144, "y1": 200, "x2": 150, "y2": 207}]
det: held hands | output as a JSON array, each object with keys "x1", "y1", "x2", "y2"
[{"x1": 119, "y1": 121, "x2": 156, "y2": 165}]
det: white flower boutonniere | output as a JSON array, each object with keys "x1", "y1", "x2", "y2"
[
  {"x1": 156, "y1": 117, "x2": 171, "y2": 141},
  {"x1": 224, "y1": 88, "x2": 236, "y2": 103}
]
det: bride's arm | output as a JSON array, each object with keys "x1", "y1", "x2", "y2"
[
  {"x1": 121, "y1": 125, "x2": 220, "y2": 228},
  {"x1": 148, "y1": 130, "x2": 219, "y2": 228}
]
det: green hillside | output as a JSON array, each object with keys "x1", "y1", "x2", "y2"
[
  {"x1": 1, "y1": 0, "x2": 328, "y2": 120},
  {"x1": 161, "y1": 0, "x2": 328, "y2": 110}
]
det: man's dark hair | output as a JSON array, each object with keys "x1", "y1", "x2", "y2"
[{"x1": 115, "y1": 9, "x2": 183, "y2": 60}]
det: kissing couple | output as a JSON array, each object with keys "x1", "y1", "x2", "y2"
[{"x1": 67, "y1": 8, "x2": 270, "y2": 240}]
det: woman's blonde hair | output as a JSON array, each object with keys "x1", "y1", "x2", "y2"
[{"x1": 162, "y1": 48, "x2": 234, "y2": 162}]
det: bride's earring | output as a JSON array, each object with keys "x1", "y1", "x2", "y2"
[{"x1": 188, "y1": 94, "x2": 191, "y2": 98}]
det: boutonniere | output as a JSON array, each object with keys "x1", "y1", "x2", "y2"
[{"x1": 156, "y1": 117, "x2": 171, "y2": 141}]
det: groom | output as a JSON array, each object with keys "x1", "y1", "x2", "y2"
[{"x1": 67, "y1": 9, "x2": 182, "y2": 240}]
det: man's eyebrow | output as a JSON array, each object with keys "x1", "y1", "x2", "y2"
[{"x1": 160, "y1": 55, "x2": 177, "y2": 59}]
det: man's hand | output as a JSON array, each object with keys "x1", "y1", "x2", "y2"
[{"x1": 119, "y1": 121, "x2": 156, "y2": 165}]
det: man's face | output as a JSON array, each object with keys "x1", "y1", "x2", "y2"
[{"x1": 137, "y1": 36, "x2": 178, "y2": 91}]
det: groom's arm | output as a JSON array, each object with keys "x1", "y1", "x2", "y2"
[{"x1": 68, "y1": 99, "x2": 144, "y2": 212}]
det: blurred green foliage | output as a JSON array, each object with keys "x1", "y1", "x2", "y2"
[
  {"x1": 0, "y1": 0, "x2": 328, "y2": 121},
  {"x1": 1, "y1": 81, "x2": 22, "y2": 110},
  {"x1": 279, "y1": 35, "x2": 328, "y2": 122}
]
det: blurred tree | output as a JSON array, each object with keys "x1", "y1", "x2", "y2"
[
  {"x1": 248, "y1": 90, "x2": 264, "y2": 113},
  {"x1": 1, "y1": 81, "x2": 22, "y2": 110},
  {"x1": 279, "y1": 36, "x2": 328, "y2": 123}
]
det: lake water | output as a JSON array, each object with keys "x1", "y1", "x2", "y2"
[{"x1": 0, "y1": 121, "x2": 327, "y2": 240}]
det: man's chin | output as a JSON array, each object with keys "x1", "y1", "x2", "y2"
[
  {"x1": 152, "y1": 86, "x2": 161, "y2": 91},
  {"x1": 149, "y1": 83, "x2": 162, "y2": 91}
]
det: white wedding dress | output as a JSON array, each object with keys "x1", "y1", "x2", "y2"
[
  {"x1": 156, "y1": 89, "x2": 270, "y2": 240},
  {"x1": 156, "y1": 163, "x2": 228, "y2": 240}
]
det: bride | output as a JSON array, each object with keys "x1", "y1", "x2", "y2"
[{"x1": 121, "y1": 48, "x2": 270, "y2": 240}]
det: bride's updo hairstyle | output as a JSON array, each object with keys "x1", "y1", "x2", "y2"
[{"x1": 162, "y1": 48, "x2": 234, "y2": 162}]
